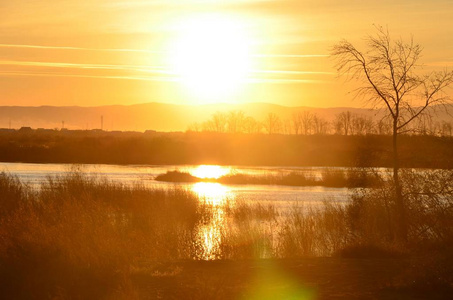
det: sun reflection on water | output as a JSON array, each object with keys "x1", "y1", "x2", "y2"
[
  {"x1": 196, "y1": 208, "x2": 225, "y2": 260},
  {"x1": 192, "y1": 182, "x2": 230, "y2": 206},
  {"x1": 190, "y1": 165, "x2": 231, "y2": 179},
  {"x1": 191, "y1": 180, "x2": 232, "y2": 260}
]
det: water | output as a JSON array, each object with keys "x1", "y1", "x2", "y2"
[
  {"x1": 0, "y1": 162, "x2": 356, "y2": 260},
  {"x1": 0, "y1": 162, "x2": 352, "y2": 207}
]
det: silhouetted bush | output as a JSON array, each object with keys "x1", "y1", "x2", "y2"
[{"x1": 155, "y1": 170, "x2": 199, "y2": 182}]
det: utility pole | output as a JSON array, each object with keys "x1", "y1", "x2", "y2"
[
  {"x1": 101, "y1": 115, "x2": 104, "y2": 131},
  {"x1": 62, "y1": 120, "x2": 65, "y2": 130}
]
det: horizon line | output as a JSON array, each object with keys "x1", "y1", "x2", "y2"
[{"x1": 0, "y1": 101, "x2": 395, "y2": 110}]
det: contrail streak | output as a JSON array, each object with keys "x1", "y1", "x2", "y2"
[{"x1": 0, "y1": 43, "x2": 329, "y2": 58}]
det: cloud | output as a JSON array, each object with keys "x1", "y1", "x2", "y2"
[
  {"x1": 252, "y1": 54, "x2": 329, "y2": 58},
  {"x1": 0, "y1": 71, "x2": 178, "y2": 82},
  {"x1": 0, "y1": 43, "x2": 162, "y2": 54},
  {"x1": 0, "y1": 58, "x2": 330, "y2": 84},
  {"x1": 0, "y1": 43, "x2": 329, "y2": 59}
]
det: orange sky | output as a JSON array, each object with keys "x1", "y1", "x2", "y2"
[{"x1": 1, "y1": 0, "x2": 452, "y2": 107}]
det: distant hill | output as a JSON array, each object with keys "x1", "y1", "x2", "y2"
[{"x1": 0, "y1": 102, "x2": 451, "y2": 132}]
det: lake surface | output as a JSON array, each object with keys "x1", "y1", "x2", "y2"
[
  {"x1": 0, "y1": 162, "x2": 353, "y2": 207},
  {"x1": 1, "y1": 162, "x2": 359, "y2": 260}
]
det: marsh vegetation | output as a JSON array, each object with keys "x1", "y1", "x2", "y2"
[
  {"x1": 155, "y1": 168, "x2": 383, "y2": 188},
  {"x1": 1, "y1": 170, "x2": 452, "y2": 298}
]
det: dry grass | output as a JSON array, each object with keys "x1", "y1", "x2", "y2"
[
  {"x1": 275, "y1": 203, "x2": 350, "y2": 257},
  {"x1": 0, "y1": 171, "x2": 208, "y2": 299},
  {"x1": 1, "y1": 169, "x2": 452, "y2": 298}
]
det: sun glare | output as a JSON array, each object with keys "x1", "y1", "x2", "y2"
[
  {"x1": 191, "y1": 182, "x2": 230, "y2": 206},
  {"x1": 191, "y1": 165, "x2": 230, "y2": 179},
  {"x1": 169, "y1": 14, "x2": 252, "y2": 103}
]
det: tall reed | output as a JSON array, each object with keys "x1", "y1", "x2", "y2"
[{"x1": 0, "y1": 171, "x2": 208, "y2": 298}]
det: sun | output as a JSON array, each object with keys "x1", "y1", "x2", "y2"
[{"x1": 169, "y1": 14, "x2": 252, "y2": 103}]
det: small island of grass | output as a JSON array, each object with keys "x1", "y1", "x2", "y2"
[{"x1": 155, "y1": 169, "x2": 383, "y2": 188}]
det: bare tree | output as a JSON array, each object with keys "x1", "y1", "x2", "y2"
[
  {"x1": 201, "y1": 120, "x2": 214, "y2": 132},
  {"x1": 332, "y1": 26, "x2": 453, "y2": 241},
  {"x1": 187, "y1": 122, "x2": 201, "y2": 132},
  {"x1": 243, "y1": 116, "x2": 262, "y2": 134},
  {"x1": 291, "y1": 112, "x2": 302, "y2": 135},
  {"x1": 264, "y1": 112, "x2": 282, "y2": 134},
  {"x1": 352, "y1": 114, "x2": 374, "y2": 135},
  {"x1": 301, "y1": 111, "x2": 314, "y2": 135},
  {"x1": 211, "y1": 112, "x2": 227, "y2": 133},
  {"x1": 312, "y1": 114, "x2": 329, "y2": 135},
  {"x1": 292, "y1": 111, "x2": 315, "y2": 135},
  {"x1": 377, "y1": 117, "x2": 392, "y2": 135},
  {"x1": 282, "y1": 118, "x2": 293, "y2": 135},
  {"x1": 441, "y1": 121, "x2": 453, "y2": 137},
  {"x1": 414, "y1": 114, "x2": 437, "y2": 135},
  {"x1": 227, "y1": 111, "x2": 247, "y2": 133},
  {"x1": 334, "y1": 111, "x2": 353, "y2": 135}
]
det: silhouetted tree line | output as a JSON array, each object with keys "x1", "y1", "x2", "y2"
[
  {"x1": 0, "y1": 129, "x2": 452, "y2": 168},
  {"x1": 188, "y1": 110, "x2": 453, "y2": 137}
]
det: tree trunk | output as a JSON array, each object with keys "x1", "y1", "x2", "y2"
[{"x1": 392, "y1": 120, "x2": 407, "y2": 242}]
